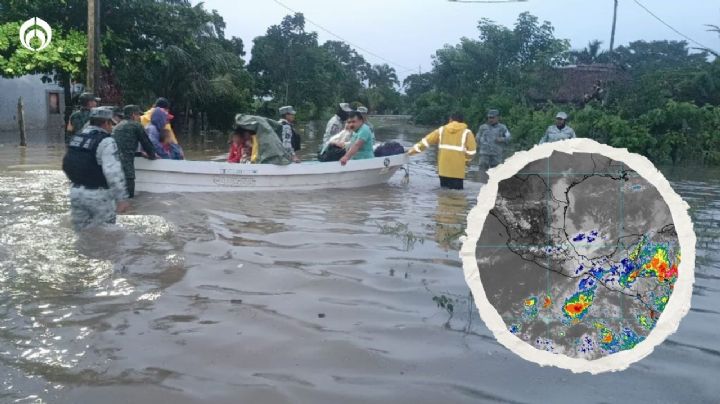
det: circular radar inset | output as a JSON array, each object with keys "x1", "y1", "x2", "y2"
[{"x1": 461, "y1": 138, "x2": 695, "y2": 374}]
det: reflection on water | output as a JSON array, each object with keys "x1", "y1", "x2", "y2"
[{"x1": 0, "y1": 121, "x2": 719, "y2": 403}]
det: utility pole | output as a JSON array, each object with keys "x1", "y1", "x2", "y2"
[
  {"x1": 610, "y1": 0, "x2": 619, "y2": 54},
  {"x1": 86, "y1": 0, "x2": 101, "y2": 93}
]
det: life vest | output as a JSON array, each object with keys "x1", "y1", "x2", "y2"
[{"x1": 62, "y1": 128, "x2": 110, "y2": 189}]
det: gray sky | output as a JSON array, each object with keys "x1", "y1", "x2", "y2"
[{"x1": 200, "y1": 0, "x2": 720, "y2": 80}]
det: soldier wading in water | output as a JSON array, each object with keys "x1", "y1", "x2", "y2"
[{"x1": 62, "y1": 107, "x2": 130, "y2": 231}]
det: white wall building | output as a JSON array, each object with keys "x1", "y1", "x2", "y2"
[{"x1": 0, "y1": 74, "x2": 65, "y2": 136}]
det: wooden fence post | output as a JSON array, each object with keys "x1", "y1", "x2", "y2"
[{"x1": 17, "y1": 97, "x2": 27, "y2": 147}]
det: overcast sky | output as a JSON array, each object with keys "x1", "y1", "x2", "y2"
[{"x1": 199, "y1": 0, "x2": 719, "y2": 80}]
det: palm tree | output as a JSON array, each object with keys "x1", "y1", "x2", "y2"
[
  {"x1": 570, "y1": 40, "x2": 610, "y2": 64},
  {"x1": 368, "y1": 64, "x2": 399, "y2": 88},
  {"x1": 702, "y1": 25, "x2": 719, "y2": 57}
]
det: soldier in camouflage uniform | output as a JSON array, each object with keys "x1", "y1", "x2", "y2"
[
  {"x1": 65, "y1": 92, "x2": 100, "y2": 144},
  {"x1": 539, "y1": 112, "x2": 576, "y2": 144},
  {"x1": 476, "y1": 109, "x2": 511, "y2": 170},
  {"x1": 112, "y1": 105, "x2": 157, "y2": 198},
  {"x1": 62, "y1": 108, "x2": 130, "y2": 231},
  {"x1": 477, "y1": 109, "x2": 511, "y2": 170}
]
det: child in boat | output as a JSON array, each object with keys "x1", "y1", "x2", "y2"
[
  {"x1": 155, "y1": 130, "x2": 185, "y2": 160},
  {"x1": 227, "y1": 130, "x2": 253, "y2": 164}
]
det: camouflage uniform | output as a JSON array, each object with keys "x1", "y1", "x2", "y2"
[
  {"x1": 64, "y1": 124, "x2": 128, "y2": 231},
  {"x1": 540, "y1": 125, "x2": 576, "y2": 144},
  {"x1": 66, "y1": 108, "x2": 91, "y2": 144},
  {"x1": 112, "y1": 119, "x2": 156, "y2": 198},
  {"x1": 476, "y1": 123, "x2": 511, "y2": 169}
]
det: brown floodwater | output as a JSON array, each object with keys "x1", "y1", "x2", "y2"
[{"x1": 0, "y1": 119, "x2": 718, "y2": 403}]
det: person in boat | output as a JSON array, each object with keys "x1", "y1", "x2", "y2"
[
  {"x1": 339, "y1": 111, "x2": 376, "y2": 166},
  {"x1": 66, "y1": 92, "x2": 100, "y2": 144},
  {"x1": 407, "y1": 112, "x2": 477, "y2": 190},
  {"x1": 112, "y1": 105, "x2": 157, "y2": 198},
  {"x1": 62, "y1": 107, "x2": 130, "y2": 231},
  {"x1": 234, "y1": 114, "x2": 295, "y2": 165},
  {"x1": 155, "y1": 130, "x2": 185, "y2": 160},
  {"x1": 357, "y1": 106, "x2": 374, "y2": 132},
  {"x1": 540, "y1": 112, "x2": 576, "y2": 144},
  {"x1": 318, "y1": 121, "x2": 353, "y2": 162},
  {"x1": 323, "y1": 102, "x2": 353, "y2": 145},
  {"x1": 227, "y1": 131, "x2": 253, "y2": 164},
  {"x1": 476, "y1": 109, "x2": 511, "y2": 171},
  {"x1": 141, "y1": 97, "x2": 178, "y2": 144},
  {"x1": 278, "y1": 106, "x2": 301, "y2": 163}
]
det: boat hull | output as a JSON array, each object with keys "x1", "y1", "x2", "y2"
[{"x1": 134, "y1": 154, "x2": 408, "y2": 193}]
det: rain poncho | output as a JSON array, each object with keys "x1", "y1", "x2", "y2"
[
  {"x1": 141, "y1": 107, "x2": 178, "y2": 144},
  {"x1": 234, "y1": 114, "x2": 293, "y2": 165}
]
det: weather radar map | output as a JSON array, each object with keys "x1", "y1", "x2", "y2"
[{"x1": 462, "y1": 139, "x2": 695, "y2": 373}]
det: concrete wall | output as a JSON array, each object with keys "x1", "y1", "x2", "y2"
[{"x1": 0, "y1": 74, "x2": 65, "y2": 135}]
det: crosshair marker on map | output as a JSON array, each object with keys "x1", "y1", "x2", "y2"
[{"x1": 461, "y1": 138, "x2": 696, "y2": 374}]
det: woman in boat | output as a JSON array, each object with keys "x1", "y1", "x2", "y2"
[
  {"x1": 234, "y1": 114, "x2": 296, "y2": 165},
  {"x1": 155, "y1": 130, "x2": 185, "y2": 160},
  {"x1": 227, "y1": 131, "x2": 252, "y2": 164},
  {"x1": 141, "y1": 97, "x2": 178, "y2": 144}
]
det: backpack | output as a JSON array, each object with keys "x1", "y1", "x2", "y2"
[
  {"x1": 374, "y1": 141, "x2": 405, "y2": 157},
  {"x1": 318, "y1": 144, "x2": 346, "y2": 162}
]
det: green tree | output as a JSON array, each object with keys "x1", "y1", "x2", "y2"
[
  {"x1": 368, "y1": 63, "x2": 399, "y2": 88},
  {"x1": 569, "y1": 40, "x2": 609, "y2": 64}
]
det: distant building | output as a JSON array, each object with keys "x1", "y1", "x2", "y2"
[
  {"x1": 0, "y1": 74, "x2": 65, "y2": 135},
  {"x1": 528, "y1": 64, "x2": 631, "y2": 105}
]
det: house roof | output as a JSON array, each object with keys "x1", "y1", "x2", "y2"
[{"x1": 528, "y1": 64, "x2": 631, "y2": 103}]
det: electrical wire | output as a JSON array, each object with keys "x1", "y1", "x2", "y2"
[
  {"x1": 632, "y1": 0, "x2": 717, "y2": 53},
  {"x1": 270, "y1": 0, "x2": 416, "y2": 72}
]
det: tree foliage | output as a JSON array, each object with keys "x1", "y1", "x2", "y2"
[{"x1": 0, "y1": 22, "x2": 86, "y2": 79}]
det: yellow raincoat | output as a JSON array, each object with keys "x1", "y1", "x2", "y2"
[
  {"x1": 141, "y1": 108, "x2": 178, "y2": 144},
  {"x1": 409, "y1": 121, "x2": 477, "y2": 179}
]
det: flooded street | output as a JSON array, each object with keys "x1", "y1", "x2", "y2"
[{"x1": 0, "y1": 121, "x2": 719, "y2": 403}]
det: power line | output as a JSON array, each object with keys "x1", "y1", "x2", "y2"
[
  {"x1": 632, "y1": 0, "x2": 717, "y2": 53},
  {"x1": 270, "y1": 0, "x2": 416, "y2": 73}
]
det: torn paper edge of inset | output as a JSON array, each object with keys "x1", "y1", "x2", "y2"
[{"x1": 459, "y1": 138, "x2": 696, "y2": 374}]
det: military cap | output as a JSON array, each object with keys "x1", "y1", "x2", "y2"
[
  {"x1": 123, "y1": 104, "x2": 142, "y2": 118},
  {"x1": 487, "y1": 109, "x2": 500, "y2": 118},
  {"x1": 79, "y1": 92, "x2": 100, "y2": 104},
  {"x1": 89, "y1": 107, "x2": 114, "y2": 120},
  {"x1": 279, "y1": 105, "x2": 296, "y2": 115}
]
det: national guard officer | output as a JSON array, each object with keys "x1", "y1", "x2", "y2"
[
  {"x1": 62, "y1": 107, "x2": 130, "y2": 231},
  {"x1": 540, "y1": 112, "x2": 577, "y2": 144}
]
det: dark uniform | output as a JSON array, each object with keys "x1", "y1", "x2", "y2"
[
  {"x1": 62, "y1": 108, "x2": 128, "y2": 231},
  {"x1": 112, "y1": 106, "x2": 156, "y2": 198}
]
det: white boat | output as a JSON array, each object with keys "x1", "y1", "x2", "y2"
[{"x1": 134, "y1": 154, "x2": 409, "y2": 193}]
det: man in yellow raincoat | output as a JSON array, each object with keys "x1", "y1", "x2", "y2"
[
  {"x1": 408, "y1": 112, "x2": 477, "y2": 190},
  {"x1": 140, "y1": 97, "x2": 178, "y2": 144}
]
